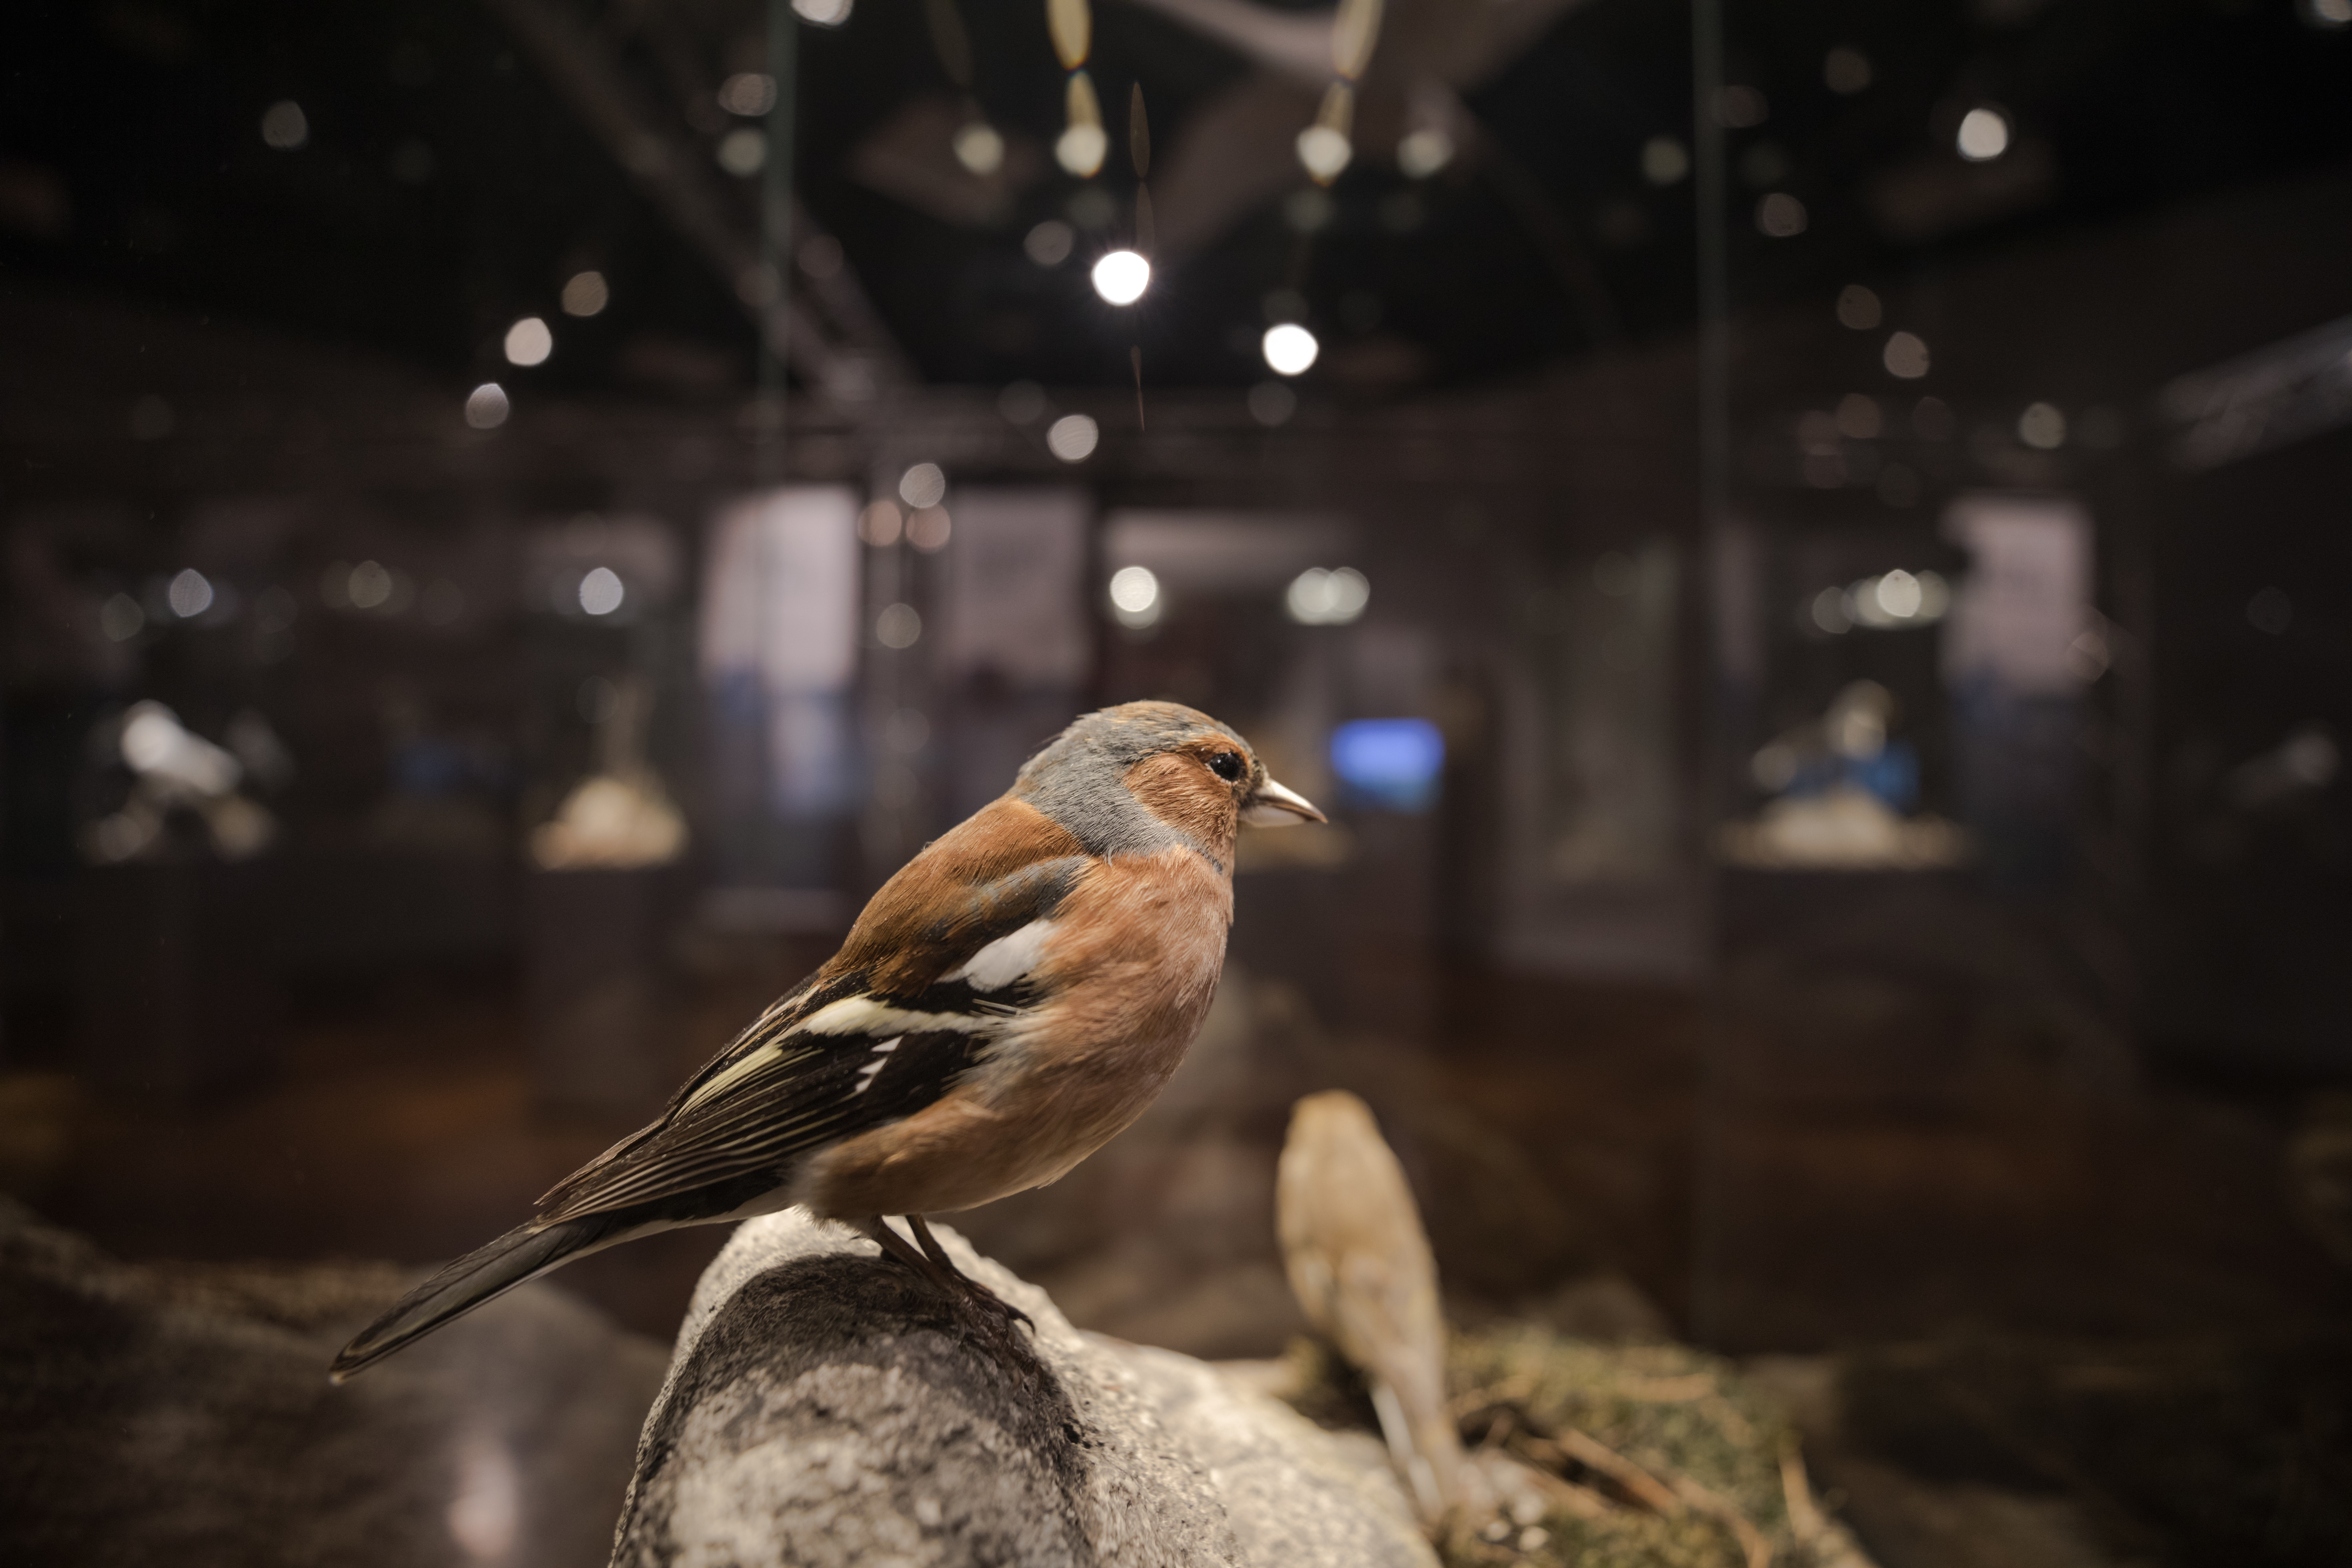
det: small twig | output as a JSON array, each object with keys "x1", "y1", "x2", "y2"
[
  {"x1": 1501, "y1": 1448, "x2": 1616, "y2": 1520},
  {"x1": 1449, "y1": 1374, "x2": 1536, "y2": 1419},
  {"x1": 1517, "y1": 1429, "x2": 1683, "y2": 1517},
  {"x1": 1611, "y1": 1371, "x2": 1716, "y2": 1403},
  {"x1": 1778, "y1": 1433, "x2": 1824, "y2": 1543}
]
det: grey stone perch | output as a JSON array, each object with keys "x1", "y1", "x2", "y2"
[{"x1": 612, "y1": 1211, "x2": 1441, "y2": 1568}]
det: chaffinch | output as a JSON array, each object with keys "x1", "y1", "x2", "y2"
[{"x1": 333, "y1": 700, "x2": 1322, "y2": 1379}]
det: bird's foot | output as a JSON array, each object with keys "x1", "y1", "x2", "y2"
[
  {"x1": 906, "y1": 1213, "x2": 1034, "y2": 1336},
  {"x1": 957, "y1": 1276, "x2": 1036, "y2": 1335}
]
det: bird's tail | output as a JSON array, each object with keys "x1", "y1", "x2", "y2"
[{"x1": 329, "y1": 1214, "x2": 620, "y2": 1382}]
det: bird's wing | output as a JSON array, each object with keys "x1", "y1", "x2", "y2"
[{"x1": 536, "y1": 813, "x2": 1090, "y2": 1225}]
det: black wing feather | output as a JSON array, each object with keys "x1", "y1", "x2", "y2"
[
  {"x1": 539, "y1": 1023, "x2": 991, "y2": 1222},
  {"x1": 533, "y1": 862, "x2": 1074, "y2": 1226}
]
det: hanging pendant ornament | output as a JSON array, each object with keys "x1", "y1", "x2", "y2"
[
  {"x1": 1296, "y1": 0, "x2": 1383, "y2": 185},
  {"x1": 1129, "y1": 85, "x2": 1152, "y2": 429},
  {"x1": 925, "y1": 0, "x2": 1004, "y2": 177},
  {"x1": 1297, "y1": 84, "x2": 1354, "y2": 184},
  {"x1": 1049, "y1": 0, "x2": 1105, "y2": 176},
  {"x1": 1129, "y1": 83, "x2": 1154, "y2": 253},
  {"x1": 1060, "y1": 71, "x2": 1106, "y2": 177}
]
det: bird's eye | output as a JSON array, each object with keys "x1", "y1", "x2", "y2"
[{"x1": 1208, "y1": 750, "x2": 1245, "y2": 782}]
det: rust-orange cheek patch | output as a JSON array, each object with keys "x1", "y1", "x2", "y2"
[{"x1": 1120, "y1": 752, "x2": 1238, "y2": 862}]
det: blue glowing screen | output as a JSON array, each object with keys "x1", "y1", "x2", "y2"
[{"x1": 1330, "y1": 718, "x2": 1445, "y2": 812}]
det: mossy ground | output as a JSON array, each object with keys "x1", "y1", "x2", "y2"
[{"x1": 1283, "y1": 1328, "x2": 1837, "y2": 1568}]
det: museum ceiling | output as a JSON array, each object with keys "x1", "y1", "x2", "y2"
[{"x1": 4, "y1": 0, "x2": 2348, "y2": 402}]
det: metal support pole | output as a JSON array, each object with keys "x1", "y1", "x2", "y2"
[
  {"x1": 757, "y1": 0, "x2": 800, "y2": 484},
  {"x1": 1688, "y1": 0, "x2": 1731, "y2": 1352}
]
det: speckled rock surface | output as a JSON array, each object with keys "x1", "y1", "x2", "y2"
[{"x1": 612, "y1": 1211, "x2": 1439, "y2": 1568}]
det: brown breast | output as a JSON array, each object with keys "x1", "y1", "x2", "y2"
[{"x1": 797, "y1": 843, "x2": 1234, "y2": 1219}]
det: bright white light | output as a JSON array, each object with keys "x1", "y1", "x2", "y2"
[
  {"x1": 718, "y1": 127, "x2": 767, "y2": 177},
  {"x1": 1056, "y1": 124, "x2": 1107, "y2": 177},
  {"x1": 261, "y1": 101, "x2": 309, "y2": 150},
  {"x1": 1296, "y1": 125, "x2": 1352, "y2": 182},
  {"x1": 579, "y1": 566, "x2": 625, "y2": 616},
  {"x1": 1840, "y1": 569, "x2": 1948, "y2": 630},
  {"x1": 791, "y1": 0, "x2": 853, "y2": 26},
  {"x1": 1956, "y1": 107, "x2": 2010, "y2": 162},
  {"x1": 875, "y1": 602, "x2": 922, "y2": 648},
  {"x1": 503, "y1": 316, "x2": 552, "y2": 366},
  {"x1": 1641, "y1": 136, "x2": 1690, "y2": 186},
  {"x1": 953, "y1": 122, "x2": 1005, "y2": 176},
  {"x1": 2307, "y1": 0, "x2": 2352, "y2": 27},
  {"x1": 1397, "y1": 127, "x2": 1453, "y2": 179},
  {"x1": 561, "y1": 271, "x2": 608, "y2": 316},
  {"x1": 100, "y1": 593, "x2": 144, "y2": 642},
  {"x1": 1876, "y1": 569, "x2": 1923, "y2": 620},
  {"x1": 1286, "y1": 566, "x2": 1369, "y2": 625},
  {"x1": 1262, "y1": 323, "x2": 1320, "y2": 377},
  {"x1": 2018, "y1": 401, "x2": 2067, "y2": 449},
  {"x1": 1091, "y1": 250, "x2": 1150, "y2": 306},
  {"x1": 121, "y1": 702, "x2": 240, "y2": 794},
  {"x1": 1108, "y1": 566, "x2": 1161, "y2": 627},
  {"x1": 167, "y1": 568, "x2": 214, "y2": 619},
  {"x1": 1046, "y1": 413, "x2": 1099, "y2": 462},
  {"x1": 718, "y1": 73, "x2": 776, "y2": 117},
  {"x1": 465, "y1": 383, "x2": 510, "y2": 429},
  {"x1": 1882, "y1": 331, "x2": 1930, "y2": 380},
  {"x1": 1024, "y1": 220, "x2": 1074, "y2": 267},
  {"x1": 898, "y1": 462, "x2": 946, "y2": 509}
]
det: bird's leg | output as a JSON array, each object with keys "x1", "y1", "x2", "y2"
[
  {"x1": 904, "y1": 1212, "x2": 959, "y2": 1274},
  {"x1": 858, "y1": 1216, "x2": 943, "y2": 1280},
  {"x1": 906, "y1": 1213, "x2": 1033, "y2": 1332}
]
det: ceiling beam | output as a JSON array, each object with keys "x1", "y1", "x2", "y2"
[{"x1": 477, "y1": 0, "x2": 914, "y2": 403}]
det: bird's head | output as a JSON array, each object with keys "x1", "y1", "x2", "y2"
[{"x1": 1014, "y1": 700, "x2": 1324, "y2": 865}]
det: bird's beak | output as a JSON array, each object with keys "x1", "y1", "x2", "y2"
[{"x1": 1242, "y1": 776, "x2": 1326, "y2": 826}]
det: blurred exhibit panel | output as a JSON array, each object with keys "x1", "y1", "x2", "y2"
[
  {"x1": 1495, "y1": 539, "x2": 1703, "y2": 983},
  {"x1": 934, "y1": 486, "x2": 1090, "y2": 824},
  {"x1": 1940, "y1": 494, "x2": 2094, "y2": 886},
  {"x1": 698, "y1": 486, "x2": 860, "y2": 896}
]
